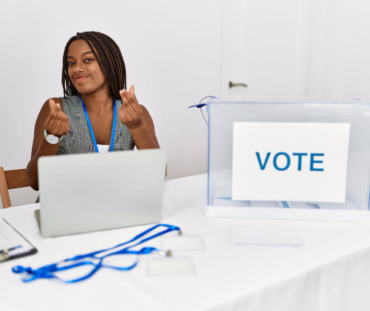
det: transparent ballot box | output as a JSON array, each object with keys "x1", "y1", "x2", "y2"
[{"x1": 206, "y1": 99, "x2": 370, "y2": 221}]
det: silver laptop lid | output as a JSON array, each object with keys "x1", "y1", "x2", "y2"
[{"x1": 38, "y1": 149, "x2": 166, "y2": 237}]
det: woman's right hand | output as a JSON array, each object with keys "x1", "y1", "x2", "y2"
[{"x1": 44, "y1": 99, "x2": 70, "y2": 137}]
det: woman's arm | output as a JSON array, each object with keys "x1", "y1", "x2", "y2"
[
  {"x1": 27, "y1": 98, "x2": 70, "y2": 190},
  {"x1": 128, "y1": 106, "x2": 159, "y2": 149},
  {"x1": 119, "y1": 86, "x2": 166, "y2": 175},
  {"x1": 118, "y1": 86, "x2": 160, "y2": 149}
]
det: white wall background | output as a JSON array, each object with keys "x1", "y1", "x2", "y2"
[
  {"x1": 2, "y1": 0, "x2": 369, "y2": 208},
  {"x1": 222, "y1": 0, "x2": 370, "y2": 100},
  {"x1": 0, "y1": 0, "x2": 223, "y2": 207},
  {"x1": 305, "y1": 0, "x2": 370, "y2": 100}
]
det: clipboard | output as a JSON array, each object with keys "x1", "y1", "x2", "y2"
[{"x1": 0, "y1": 217, "x2": 37, "y2": 262}]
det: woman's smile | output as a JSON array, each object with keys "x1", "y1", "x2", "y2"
[{"x1": 75, "y1": 76, "x2": 88, "y2": 83}]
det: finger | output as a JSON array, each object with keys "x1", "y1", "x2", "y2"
[
  {"x1": 126, "y1": 90, "x2": 139, "y2": 110},
  {"x1": 122, "y1": 104, "x2": 134, "y2": 121},
  {"x1": 45, "y1": 104, "x2": 61, "y2": 130},
  {"x1": 61, "y1": 112, "x2": 69, "y2": 134},
  {"x1": 48, "y1": 98, "x2": 57, "y2": 110},
  {"x1": 119, "y1": 89, "x2": 127, "y2": 103},
  {"x1": 50, "y1": 107, "x2": 64, "y2": 131},
  {"x1": 58, "y1": 116, "x2": 67, "y2": 135},
  {"x1": 128, "y1": 105, "x2": 140, "y2": 120},
  {"x1": 120, "y1": 89, "x2": 139, "y2": 113},
  {"x1": 121, "y1": 97, "x2": 136, "y2": 116},
  {"x1": 132, "y1": 85, "x2": 137, "y2": 100},
  {"x1": 129, "y1": 85, "x2": 138, "y2": 101},
  {"x1": 46, "y1": 101, "x2": 59, "y2": 121},
  {"x1": 129, "y1": 91, "x2": 141, "y2": 112},
  {"x1": 61, "y1": 123, "x2": 68, "y2": 136},
  {"x1": 119, "y1": 89, "x2": 137, "y2": 112},
  {"x1": 129, "y1": 85, "x2": 135, "y2": 96},
  {"x1": 51, "y1": 104, "x2": 63, "y2": 126},
  {"x1": 52, "y1": 114, "x2": 63, "y2": 134},
  {"x1": 118, "y1": 109, "x2": 127, "y2": 124},
  {"x1": 119, "y1": 90, "x2": 132, "y2": 109}
]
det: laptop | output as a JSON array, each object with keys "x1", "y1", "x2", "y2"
[{"x1": 36, "y1": 149, "x2": 167, "y2": 238}]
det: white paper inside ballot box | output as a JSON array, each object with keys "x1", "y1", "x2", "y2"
[{"x1": 232, "y1": 122, "x2": 350, "y2": 203}]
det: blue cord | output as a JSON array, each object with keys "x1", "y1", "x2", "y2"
[
  {"x1": 12, "y1": 224, "x2": 181, "y2": 283},
  {"x1": 188, "y1": 96, "x2": 217, "y2": 126}
]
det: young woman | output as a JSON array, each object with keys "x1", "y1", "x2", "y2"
[{"x1": 27, "y1": 31, "x2": 160, "y2": 191}]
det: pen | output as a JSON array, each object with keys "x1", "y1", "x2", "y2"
[{"x1": 0, "y1": 245, "x2": 22, "y2": 254}]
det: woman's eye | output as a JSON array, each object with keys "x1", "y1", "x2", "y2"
[{"x1": 67, "y1": 59, "x2": 93, "y2": 67}]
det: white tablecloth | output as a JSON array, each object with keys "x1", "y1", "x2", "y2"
[{"x1": 1, "y1": 174, "x2": 370, "y2": 311}]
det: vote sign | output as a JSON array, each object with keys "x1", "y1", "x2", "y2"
[{"x1": 232, "y1": 122, "x2": 350, "y2": 203}]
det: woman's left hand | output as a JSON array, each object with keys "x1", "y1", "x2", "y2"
[{"x1": 118, "y1": 85, "x2": 144, "y2": 130}]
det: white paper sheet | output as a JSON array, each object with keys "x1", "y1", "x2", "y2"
[
  {"x1": 232, "y1": 122, "x2": 350, "y2": 202},
  {"x1": 0, "y1": 218, "x2": 34, "y2": 257}
]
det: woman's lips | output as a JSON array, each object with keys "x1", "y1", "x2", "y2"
[{"x1": 75, "y1": 76, "x2": 88, "y2": 83}]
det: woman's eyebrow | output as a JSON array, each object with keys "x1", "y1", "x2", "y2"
[{"x1": 67, "y1": 51, "x2": 93, "y2": 59}]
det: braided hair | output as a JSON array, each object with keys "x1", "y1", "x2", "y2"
[{"x1": 62, "y1": 31, "x2": 126, "y2": 99}]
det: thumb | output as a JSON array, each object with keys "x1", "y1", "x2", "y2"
[
  {"x1": 129, "y1": 85, "x2": 135, "y2": 95},
  {"x1": 48, "y1": 99, "x2": 58, "y2": 110}
]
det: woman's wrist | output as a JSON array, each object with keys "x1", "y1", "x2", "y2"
[
  {"x1": 44, "y1": 129, "x2": 64, "y2": 145},
  {"x1": 126, "y1": 118, "x2": 144, "y2": 132},
  {"x1": 127, "y1": 120, "x2": 159, "y2": 149},
  {"x1": 38, "y1": 137, "x2": 61, "y2": 154}
]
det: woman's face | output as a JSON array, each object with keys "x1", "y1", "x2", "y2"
[{"x1": 67, "y1": 39, "x2": 107, "y2": 95}]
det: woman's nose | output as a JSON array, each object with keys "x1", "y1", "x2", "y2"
[{"x1": 73, "y1": 61, "x2": 85, "y2": 72}]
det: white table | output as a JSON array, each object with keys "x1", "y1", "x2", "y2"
[{"x1": 2, "y1": 174, "x2": 370, "y2": 311}]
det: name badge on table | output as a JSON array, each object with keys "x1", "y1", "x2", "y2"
[{"x1": 232, "y1": 122, "x2": 350, "y2": 203}]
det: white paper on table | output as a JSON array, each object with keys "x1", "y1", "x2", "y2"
[
  {"x1": 230, "y1": 226, "x2": 303, "y2": 247},
  {"x1": 0, "y1": 218, "x2": 34, "y2": 256},
  {"x1": 147, "y1": 257, "x2": 195, "y2": 276},
  {"x1": 161, "y1": 235, "x2": 204, "y2": 252},
  {"x1": 232, "y1": 122, "x2": 350, "y2": 203}
]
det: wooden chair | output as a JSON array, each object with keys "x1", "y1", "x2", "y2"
[{"x1": 0, "y1": 167, "x2": 29, "y2": 208}]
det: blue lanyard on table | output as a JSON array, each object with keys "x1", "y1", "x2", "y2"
[
  {"x1": 12, "y1": 224, "x2": 181, "y2": 283},
  {"x1": 81, "y1": 97, "x2": 117, "y2": 153}
]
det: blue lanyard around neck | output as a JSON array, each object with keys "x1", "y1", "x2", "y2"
[
  {"x1": 80, "y1": 97, "x2": 117, "y2": 153},
  {"x1": 12, "y1": 224, "x2": 181, "y2": 283}
]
